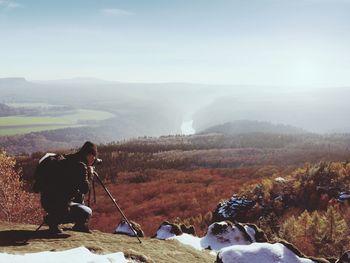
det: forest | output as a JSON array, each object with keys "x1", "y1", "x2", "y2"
[{"x1": 0, "y1": 131, "x2": 348, "y2": 258}]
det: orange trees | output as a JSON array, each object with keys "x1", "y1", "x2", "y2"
[
  {"x1": 0, "y1": 151, "x2": 41, "y2": 224},
  {"x1": 279, "y1": 207, "x2": 349, "y2": 258}
]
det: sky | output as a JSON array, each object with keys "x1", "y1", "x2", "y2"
[{"x1": 0, "y1": 0, "x2": 350, "y2": 87}]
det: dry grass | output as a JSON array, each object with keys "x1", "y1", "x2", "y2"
[{"x1": 0, "y1": 221, "x2": 215, "y2": 263}]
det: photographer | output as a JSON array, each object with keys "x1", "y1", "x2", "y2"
[{"x1": 40, "y1": 141, "x2": 97, "y2": 234}]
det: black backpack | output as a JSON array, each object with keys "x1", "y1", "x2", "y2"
[{"x1": 33, "y1": 153, "x2": 66, "y2": 193}]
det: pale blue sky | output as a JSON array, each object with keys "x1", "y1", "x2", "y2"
[{"x1": 1, "y1": 0, "x2": 350, "y2": 87}]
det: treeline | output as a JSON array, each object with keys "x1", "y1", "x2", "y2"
[
  {"x1": 91, "y1": 134, "x2": 350, "y2": 180},
  {"x1": 199, "y1": 120, "x2": 306, "y2": 135},
  {"x1": 102, "y1": 132, "x2": 350, "y2": 152},
  {"x1": 0, "y1": 103, "x2": 74, "y2": 117},
  {"x1": 2, "y1": 123, "x2": 350, "y2": 157},
  {"x1": 16, "y1": 132, "x2": 350, "y2": 186},
  {"x1": 0, "y1": 130, "x2": 98, "y2": 156},
  {"x1": 0, "y1": 103, "x2": 32, "y2": 117}
]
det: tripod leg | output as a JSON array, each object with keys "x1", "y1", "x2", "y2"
[
  {"x1": 94, "y1": 172, "x2": 142, "y2": 243},
  {"x1": 88, "y1": 188, "x2": 91, "y2": 207},
  {"x1": 93, "y1": 178, "x2": 96, "y2": 204},
  {"x1": 34, "y1": 221, "x2": 45, "y2": 233}
]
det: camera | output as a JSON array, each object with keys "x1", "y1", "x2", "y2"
[{"x1": 93, "y1": 158, "x2": 103, "y2": 166}]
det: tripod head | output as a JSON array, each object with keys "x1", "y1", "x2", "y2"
[
  {"x1": 93, "y1": 158, "x2": 103, "y2": 166},
  {"x1": 88, "y1": 158, "x2": 102, "y2": 178}
]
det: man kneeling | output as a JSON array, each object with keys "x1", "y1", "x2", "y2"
[{"x1": 39, "y1": 142, "x2": 97, "y2": 234}]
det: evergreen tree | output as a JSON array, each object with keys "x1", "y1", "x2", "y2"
[
  {"x1": 279, "y1": 215, "x2": 298, "y2": 243},
  {"x1": 319, "y1": 206, "x2": 349, "y2": 256},
  {"x1": 308, "y1": 211, "x2": 324, "y2": 252},
  {"x1": 298, "y1": 210, "x2": 312, "y2": 239}
]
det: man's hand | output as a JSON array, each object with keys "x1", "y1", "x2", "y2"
[{"x1": 87, "y1": 166, "x2": 94, "y2": 181}]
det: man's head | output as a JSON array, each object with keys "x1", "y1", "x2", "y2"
[{"x1": 78, "y1": 141, "x2": 97, "y2": 165}]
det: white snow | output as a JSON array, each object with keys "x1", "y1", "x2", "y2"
[
  {"x1": 154, "y1": 221, "x2": 324, "y2": 262},
  {"x1": 169, "y1": 233, "x2": 203, "y2": 250},
  {"x1": 243, "y1": 225, "x2": 256, "y2": 242},
  {"x1": 154, "y1": 221, "x2": 343, "y2": 262},
  {"x1": 0, "y1": 246, "x2": 128, "y2": 263},
  {"x1": 154, "y1": 224, "x2": 204, "y2": 250},
  {"x1": 339, "y1": 192, "x2": 350, "y2": 199},
  {"x1": 274, "y1": 177, "x2": 286, "y2": 183},
  {"x1": 217, "y1": 243, "x2": 316, "y2": 263},
  {"x1": 115, "y1": 221, "x2": 137, "y2": 236},
  {"x1": 157, "y1": 222, "x2": 252, "y2": 252},
  {"x1": 154, "y1": 224, "x2": 177, "y2": 240},
  {"x1": 200, "y1": 222, "x2": 251, "y2": 251}
]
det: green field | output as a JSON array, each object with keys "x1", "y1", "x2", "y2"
[{"x1": 0, "y1": 109, "x2": 114, "y2": 136}]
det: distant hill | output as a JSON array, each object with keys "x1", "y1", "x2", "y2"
[
  {"x1": 199, "y1": 120, "x2": 306, "y2": 135},
  {"x1": 191, "y1": 88, "x2": 350, "y2": 134},
  {"x1": 0, "y1": 77, "x2": 28, "y2": 86},
  {"x1": 2, "y1": 77, "x2": 350, "y2": 153}
]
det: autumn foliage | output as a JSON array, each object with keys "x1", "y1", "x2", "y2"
[
  {"x1": 88, "y1": 167, "x2": 262, "y2": 236},
  {"x1": 10, "y1": 134, "x2": 350, "y2": 259},
  {"x1": 0, "y1": 151, "x2": 41, "y2": 224},
  {"x1": 241, "y1": 162, "x2": 350, "y2": 258},
  {"x1": 279, "y1": 206, "x2": 350, "y2": 257}
]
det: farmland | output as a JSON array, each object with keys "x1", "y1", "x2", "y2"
[{"x1": 0, "y1": 109, "x2": 114, "y2": 136}]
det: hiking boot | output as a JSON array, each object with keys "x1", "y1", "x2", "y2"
[
  {"x1": 48, "y1": 225, "x2": 63, "y2": 235},
  {"x1": 72, "y1": 224, "x2": 92, "y2": 234}
]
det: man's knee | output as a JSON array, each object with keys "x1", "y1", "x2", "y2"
[{"x1": 70, "y1": 203, "x2": 92, "y2": 222}]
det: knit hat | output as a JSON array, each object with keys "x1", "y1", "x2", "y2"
[{"x1": 79, "y1": 141, "x2": 97, "y2": 157}]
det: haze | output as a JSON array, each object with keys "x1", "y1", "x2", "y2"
[
  {"x1": 1, "y1": 0, "x2": 350, "y2": 142},
  {"x1": 1, "y1": 0, "x2": 350, "y2": 87}
]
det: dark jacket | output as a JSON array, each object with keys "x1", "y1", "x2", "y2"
[
  {"x1": 64, "y1": 153, "x2": 90, "y2": 195},
  {"x1": 41, "y1": 153, "x2": 89, "y2": 212}
]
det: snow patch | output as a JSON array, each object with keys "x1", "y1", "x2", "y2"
[
  {"x1": 159, "y1": 222, "x2": 253, "y2": 252},
  {"x1": 115, "y1": 222, "x2": 136, "y2": 236},
  {"x1": 154, "y1": 224, "x2": 177, "y2": 240},
  {"x1": 170, "y1": 233, "x2": 203, "y2": 250},
  {"x1": 217, "y1": 243, "x2": 316, "y2": 263},
  {"x1": 243, "y1": 225, "x2": 256, "y2": 242},
  {"x1": 338, "y1": 192, "x2": 350, "y2": 202},
  {"x1": 0, "y1": 246, "x2": 128, "y2": 263},
  {"x1": 274, "y1": 177, "x2": 286, "y2": 183},
  {"x1": 214, "y1": 196, "x2": 256, "y2": 222},
  {"x1": 200, "y1": 222, "x2": 251, "y2": 251}
]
